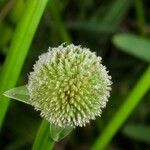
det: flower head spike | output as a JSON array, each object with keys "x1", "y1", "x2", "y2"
[{"x1": 27, "y1": 44, "x2": 112, "y2": 128}]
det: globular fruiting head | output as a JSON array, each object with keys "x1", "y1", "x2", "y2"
[{"x1": 27, "y1": 44, "x2": 112, "y2": 127}]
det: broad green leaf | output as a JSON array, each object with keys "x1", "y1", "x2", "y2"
[
  {"x1": 4, "y1": 85, "x2": 31, "y2": 104},
  {"x1": 113, "y1": 33, "x2": 150, "y2": 62},
  {"x1": 123, "y1": 124, "x2": 150, "y2": 143},
  {"x1": 50, "y1": 124, "x2": 73, "y2": 142}
]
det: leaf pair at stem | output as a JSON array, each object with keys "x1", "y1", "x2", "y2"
[{"x1": 4, "y1": 86, "x2": 73, "y2": 142}]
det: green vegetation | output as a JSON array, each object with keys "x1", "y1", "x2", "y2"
[{"x1": 0, "y1": 0, "x2": 149, "y2": 149}]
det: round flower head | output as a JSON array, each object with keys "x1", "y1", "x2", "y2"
[{"x1": 27, "y1": 44, "x2": 112, "y2": 127}]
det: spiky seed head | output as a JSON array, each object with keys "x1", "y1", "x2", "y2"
[{"x1": 27, "y1": 44, "x2": 112, "y2": 127}]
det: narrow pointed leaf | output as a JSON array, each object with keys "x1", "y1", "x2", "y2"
[
  {"x1": 50, "y1": 124, "x2": 73, "y2": 142},
  {"x1": 4, "y1": 85, "x2": 31, "y2": 104}
]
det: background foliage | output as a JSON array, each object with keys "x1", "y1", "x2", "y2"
[{"x1": 0, "y1": 0, "x2": 150, "y2": 150}]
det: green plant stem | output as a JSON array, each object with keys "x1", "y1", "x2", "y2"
[
  {"x1": 0, "y1": 0, "x2": 48, "y2": 129},
  {"x1": 92, "y1": 66, "x2": 150, "y2": 150},
  {"x1": 32, "y1": 120, "x2": 54, "y2": 150},
  {"x1": 32, "y1": 1, "x2": 72, "y2": 149},
  {"x1": 134, "y1": 0, "x2": 146, "y2": 36}
]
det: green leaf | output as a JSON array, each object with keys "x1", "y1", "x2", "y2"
[
  {"x1": 4, "y1": 85, "x2": 30, "y2": 104},
  {"x1": 122, "y1": 124, "x2": 150, "y2": 143},
  {"x1": 113, "y1": 33, "x2": 150, "y2": 62},
  {"x1": 50, "y1": 124, "x2": 73, "y2": 142}
]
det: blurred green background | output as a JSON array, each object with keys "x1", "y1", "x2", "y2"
[{"x1": 0, "y1": 0, "x2": 150, "y2": 150}]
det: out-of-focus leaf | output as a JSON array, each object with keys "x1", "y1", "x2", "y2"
[
  {"x1": 122, "y1": 124, "x2": 150, "y2": 143},
  {"x1": 4, "y1": 85, "x2": 30, "y2": 104},
  {"x1": 68, "y1": 21, "x2": 119, "y2": 34},
  {"x1": 50, "y1": 124, "x2": 73, "y2": 142},
  {"x1": 112, "y1": 33, "x2": 150, "y2": 62},
  {"x1": 0, "y1": 0, "x2": 5, "y2": 6}
]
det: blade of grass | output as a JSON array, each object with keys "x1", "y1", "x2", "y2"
[
  {"x1": 92, "y1": 66, "x2": 150, "y2": 150},
  {"x1": 0, "y1": 0, "x2": 48, "y2": 129},
  {"x1": 32, "y1": 0, "x2": 72, "y2": 149}
]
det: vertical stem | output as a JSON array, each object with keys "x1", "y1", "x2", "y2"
[{"x1": 92, "y1": 66, "x2": 150, "y2": 150}]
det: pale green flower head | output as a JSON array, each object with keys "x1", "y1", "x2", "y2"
[{"x1": 27, "y1": 44, "x2": 112, "y2": 128}]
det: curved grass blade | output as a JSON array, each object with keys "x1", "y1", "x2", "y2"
[{"x1": 4, "y1": 85, "x2": 30, "y2": 104}]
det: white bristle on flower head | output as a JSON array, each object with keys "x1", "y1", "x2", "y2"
[{"x1": 27, "y1": 44, "x2": 112, "y2": 128}]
